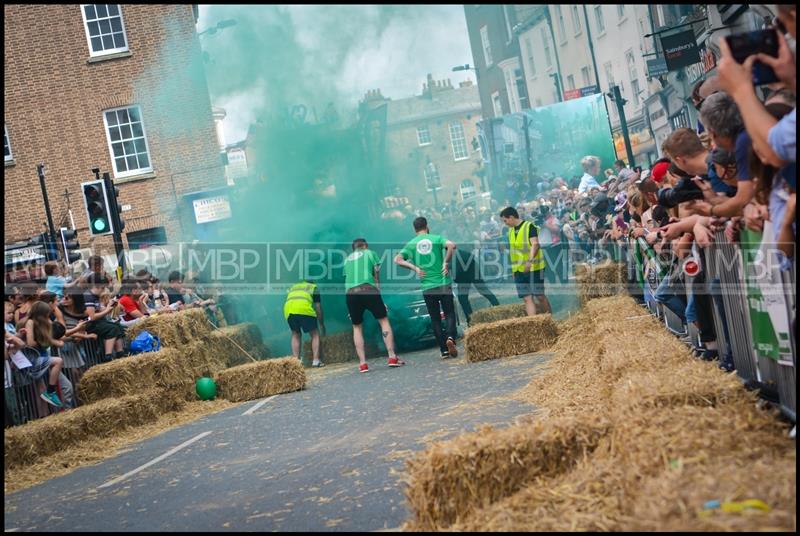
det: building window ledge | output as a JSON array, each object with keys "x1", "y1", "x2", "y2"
[
  {"x1": 5, "y1": 159, "x2": 15, "y2": 167},
  {"x1": 114, "y1": 171, "x2": 156, "y2": 184},
  {"x1": 617, "y1": 16, "x2": 628, "y2": 26},
  {"x1": 87, "y1": 50, "x2": 133, "y2": 64},
  {"x1": 453, "y1": 156, "x2": 470, "y2": 162},
  {"x1": 597, "y1": 30, "x2": 607, "y2": 39}
]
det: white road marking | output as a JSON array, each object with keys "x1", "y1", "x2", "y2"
[
  {"x1": 97, "y1": 431, "x2": 212, "y2": 490},
  {"x1": 242, "y1": 395, "x2": 278, "y2": 416}
]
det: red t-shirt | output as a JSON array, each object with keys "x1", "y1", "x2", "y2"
[{"x1": 119, "y1": 295, "x2": 144, "y2": 321}]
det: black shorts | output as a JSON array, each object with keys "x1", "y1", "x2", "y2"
[
  {"x1": 346, "y1": 284, "x2": 387, "y2": 325},
  {"x1": 287, "y1": 314, "x2": 318, "y2": 333},
  {"x1": 514, "y1": 269, "x2": 545, "y2": 298}
]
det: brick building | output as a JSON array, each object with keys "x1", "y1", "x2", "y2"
[
  {"x1": 4, "y1": 4, "x2": 225, "y2": 253},
  {"x1": 362, "y1": 75, "x2": 484, "y2": 210}
]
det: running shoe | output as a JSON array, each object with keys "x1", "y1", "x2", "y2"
[
  {"x1": 441, "y1": 351, "x2": 451, "y2": 359},
  {"x1": 311, "y1": 361, "x2": 326, "y2": 368},
  {"x1": 446, "y1": 337, "x2": 458, "y2": 358},
  {"x1": 359, "y1": 363, "x2": 369, "y2": 373},
  {"x1": 40, "y1": 391, "x2": 63, "y2": 408},
  {"x1": 387, "y1": 356, "x2": 405, "y2": 367}
]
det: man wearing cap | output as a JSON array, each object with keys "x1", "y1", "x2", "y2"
[{"x1": 650, "y1": 158, "x2": 671, "y2": 185}]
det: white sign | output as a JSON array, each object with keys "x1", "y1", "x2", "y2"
[
  {"x1": 121, "y1": 204, "x2": 132, "y2": 212},
  {"x1": 192, "y1": 195, "x2": 232, "y2": 224}
]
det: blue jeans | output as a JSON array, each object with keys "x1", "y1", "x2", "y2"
[
  {"x1": 654, "y1": 275, "x2": 687, "y2": 323},
  {"x1": 685, "y1": 294, "x2": 697, "y2": 323}
]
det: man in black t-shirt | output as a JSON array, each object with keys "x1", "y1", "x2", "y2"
[{"x1": 166, "y1": 270, "x2": 186, "y2": 309}]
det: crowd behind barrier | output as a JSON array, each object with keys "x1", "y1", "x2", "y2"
[{"x1": 4, "y1": 262, "x2": 222, "y2": 427}]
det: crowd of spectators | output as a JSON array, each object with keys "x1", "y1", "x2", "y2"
[{"x1": 4, "y1": 256, "x2": 220, "y2": 417}]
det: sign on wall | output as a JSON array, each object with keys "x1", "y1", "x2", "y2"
[
  {"x1": 192, "y1": 195, "x2": 232, "y2": 224},
  {"x1": 660, "y1": 30, "x2": 701, "y2": 71},
  {"x1": 646, "y1": 57, "x2": 669, "y2": 77}
]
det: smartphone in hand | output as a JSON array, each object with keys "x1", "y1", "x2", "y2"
[{"x1": 724, "y1": 29, "x2": 779, "y2": 85}]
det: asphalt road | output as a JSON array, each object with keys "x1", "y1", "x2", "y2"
[{"x1": 4, "y1": 346, "x2": 551, "y2": 532}]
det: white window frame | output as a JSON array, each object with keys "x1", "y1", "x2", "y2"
[
  {"x1": 459, "y1": 179, "x2": 477, "y2": 200},
  {"x1": 492, "y1": 91, "x2": 503, "y2": 117},
  {"x1": 595, "y1": 5, "x2": 606, "y2": 36},
  {"x1": 604, "y1": 61, "x2": 614, "y2": 86},
  {"x1": 480, "y1": 25, "x2": 493, "y2": 66},
  {"x1": 566, "y1": 74, "x2": 576, "y2": 91},
  {"x1": 525, "y1": 37, "x2": 536, "y2": 78},
  {"x1": 102, "y1": 105, "x2": 154, "y2": 179},
  {"x1": 80, "y1": 4, "x2": 130, "y2": 58},
  {"x1": 555, "y1": 6, "x2": 567, "y2": 45},
  {"x1": 541, "y1": 27, "x2": 553, "y2": 69},
  {"x1": 502, "y1": 5, "x2": 513, "y2": 44},
  {"x1": 423, "y1": 163, "x2": 441, "y2": 192},
  {"x1": 571, "y1": 5, "x2": 582, "y2": 35},
  {"x1": 631, "y1": 78, "x2": 641, "y2": 106},
  {"x1": 416, "y1": 125, "x2": 431, "y2": 146},
  {"x1": 448, "y1": 121, "x2": 470, "y2": 161},
  {"x1": 4, "y1": 125, "x2": 12, "y2": 162},
  {"x1": 617, "y1": 4, "x2": 626, "y2": 22},
  {"x1": 581, "y1": 66, "x2": 591, "y2": 87}
]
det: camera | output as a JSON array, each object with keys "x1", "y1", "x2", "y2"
[{"x1": 657, "y1": 177, "x2": 704, "y2": 209}]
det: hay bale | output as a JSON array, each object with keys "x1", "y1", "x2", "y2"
[
  {"x1": 469, "y1": 303, "x2": 527, "y2": 325},
  {"x1": 78, "y1": 341, "x2": 227, "y2": 404},
  {"x1": 4, "y1": 389, "x2": 185, "y2": 470},
  {"x1": 416, "y1": 293, "x2": 796, "y2": 532},
  {"x1": 464, "y1": 314, "x2": 558, "y2": 362},
  {"x1": 402, "y1": 415, "x2": 609, "y2": 531},
  {"x1": 214, "y1": 357, "x2": 306, "y2": 402},
  {"x1": 208, "y1": 323, "x2": 270, "y2": 368},
  {"x1": 302, "y1": 331, "x2": 379, "y2": 365},
  {"x1": 575, "y1": 261, "x2": 627, "y2": 305},
  {"x1": 126, "y1": 308, "x2": 212, "y2": 347}
]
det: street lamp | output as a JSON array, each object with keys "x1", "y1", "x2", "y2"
[
  {"x1": 451, "y1": 63, "x2": 479, "y2": 81},
  {"x1": 198, "y1": 18, "x2": 237, "y2": 37}
]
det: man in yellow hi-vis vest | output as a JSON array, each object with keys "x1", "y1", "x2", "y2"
[
  {"x1": 500, "y1": 206, "x2": 552, "y2": 316},
  {"x1": 284, "y1": 280, "x2": 326, "y2": 367}
]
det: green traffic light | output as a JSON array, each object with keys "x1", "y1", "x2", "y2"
[{"x1": 92, "y1": 218, "x2": 108, "y2": 232}]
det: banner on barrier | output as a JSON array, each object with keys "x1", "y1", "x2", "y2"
[{"x1": 740, "y1": 227, "x2": 793, "y2": 363}]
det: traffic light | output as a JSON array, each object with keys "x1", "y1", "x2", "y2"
[
  {"x1": 81, "y1": 180, "x2": 114, "y2": 236},
  {"x1": 59, "y1": 227, "x2": 81, "y2": 264},
  {"x1": 109, "y1": 182, "x2": 125, "y2": 233}
]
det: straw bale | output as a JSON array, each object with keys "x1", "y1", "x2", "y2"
[
  {"x1": 442, "y1": 404, "x2": 794, "y2": 532},
  {"x1": 208, "y1": 323, "x2": 271, "y2": 368},
  {"x1": 4, "y1": 390, "x2": 185, "y2": 470},
  {"x1": 405, "y1": 293, "x2": 796, "y2": 532},
  {"x1": 575, "y1": 261, "x2": 627, "y2": 304},
  {"x1": 627, "y1": 452, "x2": 797, "y2": 532},
  {"x1": 126, "y1": 308, "x2": 212, "y2": 347},
  {"x1": 468, "y1": 303, "x2": 527, "y2": 325},
  {"x1": 402, "y1": 414, "x2": 609, "y2": 531},
  {"x1": 214, "y1": 357, "x2": 306, "y2": 402},
  {"x1": 464, "y1": 314, "x2": 558, "y2": 362},
  {"x1": 302, "y1": 331, "x2": 379, "y2": 365},
  {"x1": 78, "y1": 341, "x2": 227, "y2": 404}
]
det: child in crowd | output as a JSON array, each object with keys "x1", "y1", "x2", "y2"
[
  {"x1": 44, "y1": 261, "x2": 79, "y2": 300},
  {"x1": 24, "y1": 301, "x2": 65, "y2": 408}
]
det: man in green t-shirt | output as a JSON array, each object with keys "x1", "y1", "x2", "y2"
[
  {"x1": 344, "y1": 238, "x2": 404, "y2": 373},
  {"x1": 394, "y1": 217, "x2": 458, "y2": 359}
]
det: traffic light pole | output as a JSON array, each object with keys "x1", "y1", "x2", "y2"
[
  {"x1": 102, "y1": 172, "x2": 126, "y2": 276},
  {"x1": 37, "y1": 163, "x2": 58, "y2": 259},
  {"x1": 612, "y1": 85, "x2": 636, "y2": 168}
]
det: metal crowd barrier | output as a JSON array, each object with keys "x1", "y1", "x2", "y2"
[
  {"x1": 627, "y1": 229, "x2": 795, "y2": 423},
  {"x1": 5, "y1": 337, "x2": 105, "y2": 427}
]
